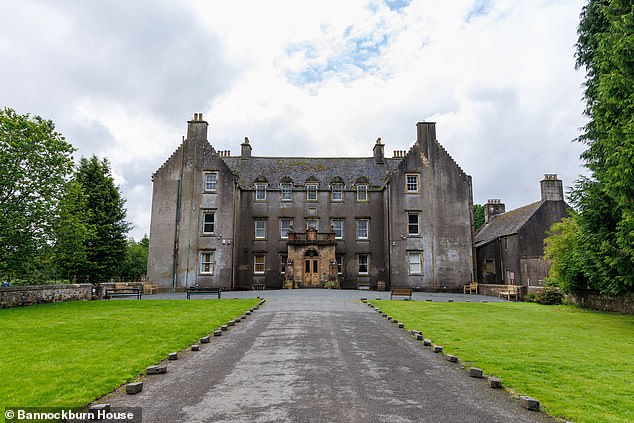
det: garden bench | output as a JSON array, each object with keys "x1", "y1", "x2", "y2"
[
  {"x1": 186, "y1": 286, "x2": 221, "y2": 299},
  {"x1": 463, "y1": 281, "x2": 478, "y2": 294},
  {"x1": 143, "y1": 281, "x2": 159, "y2": 295},
  {"x1": 390, "y1": 287, "x2": 413, "y2": 300},
  {"x1": 498, "y1": 285, "x2": 520, "y2": 301},
  {"x1": 252, "y1": 283, "x2": 265, "y2": 291},
  {"x1": 105, "y1": 288, "x2": 142, "y2": 300}
]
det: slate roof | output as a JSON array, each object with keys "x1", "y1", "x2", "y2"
[
  {"x1": 475, "y1": 201, "x2": 544, "y2": 247},
  {"x1": 221, "y1": 156, "x2": 403, "y2": 189}
]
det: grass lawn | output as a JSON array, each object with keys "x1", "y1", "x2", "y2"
[
  {"x1": 0, "y1": 299, "x2": 259, "y2": 413},
  {"x1": 370, "y1": 300, "x2": 634, "y2": 423}
]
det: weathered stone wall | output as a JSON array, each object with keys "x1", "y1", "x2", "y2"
[
  {"x1": 565, "y1": 291, "x2": 634, "y2": 315},
  {"x1": 0, "y1": 284, "x2": 92, "y2": 308}
]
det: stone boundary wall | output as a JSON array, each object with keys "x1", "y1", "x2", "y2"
[
  {"x1": 565, "y1": 291, "x2": 634, "y2": 315},
  {"x1": 0, "y1": 284, "x2": 92, "y2": 308}
]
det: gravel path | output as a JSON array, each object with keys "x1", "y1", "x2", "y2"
[{"x1": 101, "y1": 291, "x2": 554, "y2": 422}]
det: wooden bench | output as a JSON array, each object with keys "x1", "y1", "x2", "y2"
[
  {"x1": 143, "y1": 281, "x2": 159, "y2": 295},
  {"x1": 498, "y1": 285, "x2": 520, "y2": 301},
  {"x1": 390, "y1": 287, "x2": 413, "y2": 300},
  {"x1": 186, "y1": 286, "x2": 221, "y2": 299},
  {"x1": 252, "y1": 283, "x2": 265, "y2": 291},
  {"x1": 463, "y1": 282, "x2": 478, "y2": 294},
  {"x1": 105, "y1": 288, "x2": 142, "y2": 300}
]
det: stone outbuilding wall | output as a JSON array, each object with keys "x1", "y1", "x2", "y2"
[{"x1": 0, "y1": 284, "x2": 92, "y2": 308}]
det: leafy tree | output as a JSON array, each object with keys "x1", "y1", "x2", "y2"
[
  {"x1": 120, "y1": 234, "x2": 149, "y2": 280},
  {"x1": 0, "y1": 108, "x2": 75, "y2": 280},
  {"x1": 473, "y1": 204, "x2": 485, "y2": 232},
  {"x1": 548, "y1": 0, "x2": 634, "y2": 295},
  {"x1": 74, "y1": 155, "x2": 130, "y2": 282}
]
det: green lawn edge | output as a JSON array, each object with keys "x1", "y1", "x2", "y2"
[
  {"x1": 0, "y1": 299, "x2": 259, "y2": 416},
  {"x1": 369, "y1": 300, "x2": 634, "y2": 423}
]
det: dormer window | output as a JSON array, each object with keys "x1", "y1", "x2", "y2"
[
  {"x1": 255, "y1": 183, "x2": 267, "y2": 201},
  {"x1": 281, "y1": 183, "x2": 293, "y2": 201},
  {"x1": 357, "y1": 185, "x2": 368, "y2": 201},
  {"x1": 331, "y1": 183, "x2": 343, "y2": 201},
  {"x1": 306, "y1": 183, "x2": 318, "y2": 201}
]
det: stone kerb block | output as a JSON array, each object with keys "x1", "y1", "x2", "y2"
[
  {"x1": 432, "y1": 345, "x2": 443, "y2": 353},
  {"x1": 398, "y1": 323, "x2": 405, "y2": 328},
  {"x1": 126, "y1": 382, "x2": 143, "y2": 394},
  {"x1": 221, "y1": 325, "x2": 228, "y2": 331},
  {"x1": 89, "y1": 404, "x2": 111, "y2": 414},
  {"x1": 520, "y1": 396, "x2": 540, "y2": 411},
  {"x1": 423, "y1": 339, "x2": 432, "y2": 346},
  {"x1": 446, "y1": 355, "x2": 458, "y2": 363},
  {"x1": 213, "y1": 330, "x2": 222, "y2": 337},
  {"x1": 235, "y1": 317, "x2": 241, "y2": 323},
  {"x1": 469, "y1": 367, "x2": 483, "y2": 378},
  {"x1": 146, "y1": 365, "x2": 167, "y2": 375},
  {"x1": 416, "y1": 334, "x2": 424, "y2": 341},
  {"x1": 386, "y1": 316, "x2": 392, "y2": 321},
  {"x1": 168, "y1": 352, "x2": 178, "y2": 360},
  {"x1": 200, "y1": 336, "x2": 210, "y2": 344},
  {"x1": 488, "y1": 377, "x2": 502, "y2": 389},
  {"x1": 392, "y1": 319, "x2": 398, "y2": 324},
  {"x1": 191, "y1": 344, "x2": 200, "y2": 351},
  {"x1": 228, "y1": 320, "x2": 236, "y2": 326}
]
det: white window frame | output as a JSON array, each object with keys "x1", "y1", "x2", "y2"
[
  {"x1": 280, "y1": 254, "x2": 287, "y2": 274},
  {"x1": 331, "y1": 219, "x2": 344, "y2": 239},
  {"x1": 254, "y1": 254, "x2": 265, "y2": 274},
  {"x1": 357, "y1": 254, "x2": 369, "y2": 275},
  {"x1": 408, "y1": 251, "x2": 423, "y2": 274},
  {"x1": 356, "y1": 219, "x2": 369, "y2": 239},
  {"x1": 357, "y1": 184, "x2": 368, "y2": 201},
  {"x1": 306, "y1": 219, "x2": 319, "y2": 231},
  {"x1": 336, "y1": 255, "x2": 344, "y2": 275},
  {"x1": 204, "y1": 172, "x2": 218, "y2": 192},
  {"x1": 254, "y1": 219, "x2": 267, "y2": 239},
  {"x1": 406, "y1": 174, "x2": 420, "y2": 193},
  {"x1": 280, "y1": 218, "x2": 293, "y2": 239},
  {"x1": 306, "y1": 183, "x2": 318, "y2": 201},
  {"x1": 331, "y1": 183, "x2": 343, "y2": 201},
  {"x1": 200, "y1": 251, "x2": 214, "y2": 274},
  {"x1": 255, "y1": 183, "x2": 267, "y2": 201},
  {"x1": 281, "y1": 183, "x2": 293, "y2": 201},
  {"x1": 408, "y1": 213, "x2": 420, "y2": 236},
  {"x1": 202, "y1": 211, "x2": 216, "y2": 235}
]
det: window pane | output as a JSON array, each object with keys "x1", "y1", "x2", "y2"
[
  {"x1": 408, "y1": 214, "x2": 419, "y2": 235},
  {"x1": 406, "y1": 175, "x2": 419, "y2": 192},
  {"x1": 255, "y1": 184, "x2": 266, "y2": 200},
  {"x1": 255, "y1": 220, "x2": 266, "y2": 238},
  {"x1": 331, "y1": 184, "x2": 343, "y2": 201},
  {"x1": 336, "y1": 256, "x2": 343, "y2": 274},
  {"x1": 331, "y1": 220, "x2": 343, "y2": 239},
  {"x1": 203, "y1": 212, "x2": 215, "y2": 234},
  {"x1": 358, "y1": 255, "x2": 368, "y2": 274},
  {"x1": 281, "y1": 183, "x2": 292, "y2": 201},
  {"x1": 307, "y1": 220, "x2": 319, "y2": 230},
  {"x1": 254, "y1": 255, "x2": 265, "y2": 273},
  {"x1": 205, "y1": 173, "x2": 217, "y2": 191},
  {"x1": 357, "y1": 219, "x2": 368, "y2": 239},
  {"x1": 357, "y1": 185, "x2": 367, "y2": 201},
  {"x1": 307, "y1": 184, "x2": 318, "y2": 200},
  {"x1": 408, "y1": 252, "x2": 422, "y2": 273},
  {"x1": 200, "y1": 252, "x2": 214, "y2": 273},
  {"x1": 280, "y1": 219, "x2": 292, "y2": 238},
  {"x1": 280, "y1": 255, "x2": 287, "y2": 274}
]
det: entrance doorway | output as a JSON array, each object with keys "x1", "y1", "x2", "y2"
[{"x1": 304, "y1": 249, "x2": 320, "y2": 287}]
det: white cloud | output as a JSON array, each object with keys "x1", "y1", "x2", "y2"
[{"x1": 0, "y1": 0, "x2": 588, "y2": 239}]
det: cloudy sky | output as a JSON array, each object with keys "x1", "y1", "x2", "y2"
[{"x1": 1, "y1": 0, "x2": 588, "y2": 240}]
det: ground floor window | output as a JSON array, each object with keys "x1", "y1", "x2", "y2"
[
  {"x1": 280, "y1": 254, "x2": 287, "y2": 274},
  {"x1": 357, "y1": 254, "x2": 369, "y2": 275},
  {"x1": 407, "y1": 251, "x2": 423, "y2": 274},
  {"x1": 200, "y1": 251, "x2": 214, "y2": 274},
  {"x1": 254, "y1": 254, "x2": 265, "y2": 274},
  {"x1": 336, "y1": 255, "x2": 344, "y2": 274}
]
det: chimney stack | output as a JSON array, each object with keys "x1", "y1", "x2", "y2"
[
  {"x1": 241, "y1": 137, "x2": 252, "y2": 160},
  {"x1": 416, "y1": 121, "x2": 436, "y2": 154},
  {"x1": 540, "y1": 174, "x2": 564, "y2": 201},
  {"x1": 484, "y1": 199, "x2": 505, "y2": 223},
  {"x1": 187, "y1": 112, "x2": 208, "y2": 142},
  {"x1": 373, "y1": 137, "x2": 384, "y2": 164}
]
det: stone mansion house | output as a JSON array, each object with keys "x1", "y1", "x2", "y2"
[{"x1": 147, "y1": 114, "x2": 475, "y2": 291}]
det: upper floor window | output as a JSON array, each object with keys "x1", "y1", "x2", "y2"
[
  {"x1": 331, "y1": 184, "x2": 343, "y2": 201},
  {"x1": 406, "y1": 174, "x2": 420, "y2": 193},
  {"x1": 331, "y1": 219, "x2": 344, "y2": 239},
  {"x1": 202, "y1": 211, "x2": 215, "y2": 234},
  {"x1": 205, "y1": 172, "x2": 218, "y2": 192},
  {"x1": 254, "y1": 219, "x2": 267, "y2": 239},
  {"x1": 255, "y1": 183, "x2": 267, "y2": 201},
  {"x1": 356, "y1": 219, "x2": 369, "y2": 239},
  {"x1": 306, "y1": 219, "x2": 319, "y2": 231},
  {"x1": 280, "y1": 218, "x2": 293, "y2": 239},
  {"x1": 281, "y1": 183, "x2": 293, "y2": 201},
  {"x1": 357, "y1": 185, "x2": 368, "y2": 201},
  {"x1": 408, "y1": 213, "x2": 420, "y2": 236},
  {"x1": 306, "y1": 184, "x2": 318, "y2": 201},
  {"x1": 200, "y1": 251, "x2": 214, "y2": 274}
]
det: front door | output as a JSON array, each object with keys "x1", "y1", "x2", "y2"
[{"x1": 305, "y1": 258, "x2": 319, "y2": 287}]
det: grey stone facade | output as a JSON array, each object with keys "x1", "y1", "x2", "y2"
[
  {"x1": 148, "y1": 114, "x2": 474, "y2": 291},
  {"x1": 475, "y1": 175, "x2": 570, "y2": 287}
]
